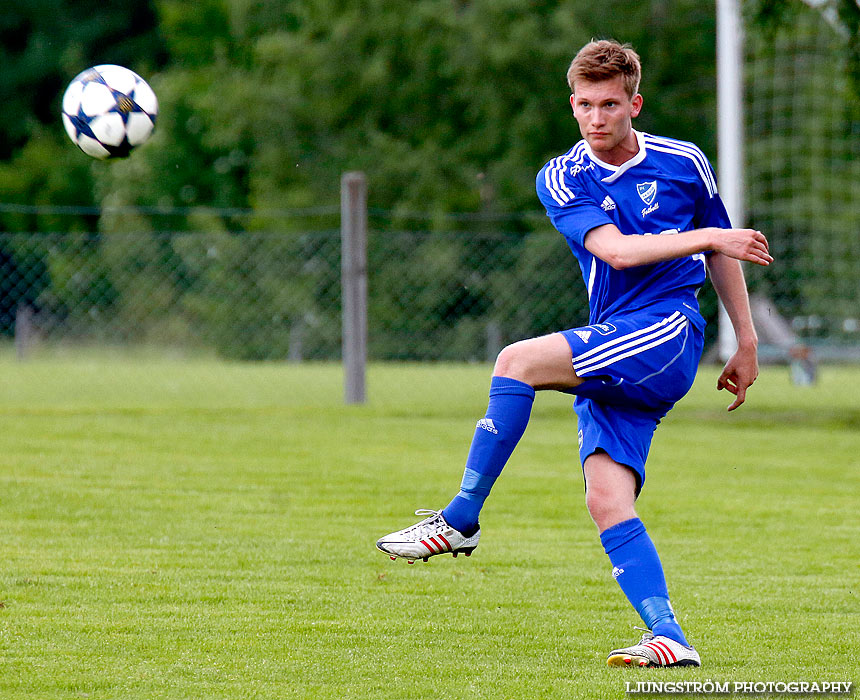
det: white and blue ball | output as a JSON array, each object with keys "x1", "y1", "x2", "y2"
[{"x1": 62, "y1": 65, "x2": 158, "y2": 159}]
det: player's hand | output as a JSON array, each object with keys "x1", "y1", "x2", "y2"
[
  {"x1": 717, "y1": 348, "x2": 760, "y2": 411},
  {"x1": 711, "y1": 228, "x2": 773, "y2": 267}
]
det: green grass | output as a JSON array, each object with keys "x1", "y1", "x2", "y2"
[{"x1": 0, "y1": 355, "x2": 857, "y2": 698}]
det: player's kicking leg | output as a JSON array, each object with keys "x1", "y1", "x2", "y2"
[
  {"x1": 374, "y1": 371, "x2": 533, "y2": 563},
  {"x1": 376, "y1": 334, "x2": 577, "y2": 563}
]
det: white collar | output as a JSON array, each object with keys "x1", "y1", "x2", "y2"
[{"x1": 584, "y1": 129, "x2": 647, "y2": 184}]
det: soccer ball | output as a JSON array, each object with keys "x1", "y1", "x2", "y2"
[{"x1": 61, "y1": 65, "x2": 158, "y2": 159}]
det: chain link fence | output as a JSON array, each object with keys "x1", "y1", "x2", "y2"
[
  {"x1": 1, "y1": 205, "x2": 591, "y2": 362},
  {"x1": 366, "y1": 221, "x2": 586, "y2": 361},
  {"x1": 3, "y1": 189, "x2": 860, "y2": 364},
  {"x1": 4, "y1": 199, "x2": 857, "y2": 365},
  {"x1": 1, "y1": 208, "x2": 340, "y2": 361},
  {"x1": 3, "y1": 4, "x2": 859, "y2": 365},
  {"x1": 743, "y1": 6, "x2": 860, "y2": 360}
]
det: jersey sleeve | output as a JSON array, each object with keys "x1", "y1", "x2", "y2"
[
  {"x1": 536, "y1": 162, "x2": 612, "y2": 248},
  {"x1": 693, "y1": 157, "x2": 732, "y2": 229}
]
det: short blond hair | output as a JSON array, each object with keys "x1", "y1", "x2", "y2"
[{"x1": 567, "y1": 40, "x2": 642, "y2": 98}]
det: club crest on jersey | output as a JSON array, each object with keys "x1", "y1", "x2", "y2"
[
  {"x1": 636, "y1": 181, "x2": 660, "y2": 217},
  {"x1": 637, "y1": 181, "x2": 657, "y2": 205}
]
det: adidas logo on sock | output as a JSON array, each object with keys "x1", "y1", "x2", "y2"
[
  {"x1": 477, "y1": 418, "x2": 499, "y2": 434},
  {"x1": 612, "y1": 566, "x2": 625, "y2": 579}
]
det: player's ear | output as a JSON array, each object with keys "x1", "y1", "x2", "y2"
[
  {"x1": 631, "y1": 93, "x2": 643, "y2": 118},
  {"x1": 569, "y1": 93, "x2": 577, "y2": 115}
]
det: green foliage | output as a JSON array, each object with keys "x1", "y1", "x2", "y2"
[
  {"x1": 0, "y1": 1, "x2": 166, "y2": 331},
  {"x1": 140, "y1": 0, "x2": 723, "y2": 358},
  {"x1": 0, "y1": 1, "x2": 166, "y2": 159},
  {"x1": 126, "y1": 0, "x2": 722, "y2": 217},
  {"x1": 746, "y1": 0, "x2": 860, "y2": 110},
  {"x1": 2, "y1": 1, "x2": 854, "y2": 356}
]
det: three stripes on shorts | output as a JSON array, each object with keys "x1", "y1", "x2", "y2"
[{"x1": 572, "y1": 311, "x2": 688, "y2": 376}]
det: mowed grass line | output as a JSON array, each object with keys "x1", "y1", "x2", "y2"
[{"x1": 0, "y1": 356, "x2": 857, "y2": 699}]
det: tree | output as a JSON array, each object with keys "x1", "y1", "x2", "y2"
[{"x1": 1, "y1": 0, "x2": 744, "y2": 358}]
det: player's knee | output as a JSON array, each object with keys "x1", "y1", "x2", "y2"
[
  {"x1": 493, "y1": 342, "x2": 529, "y2": 381},
  {"x1": 584, "y1": 487, "x2": 610, "y2": 522},
  {"x1": 585, "y1": 486, "x2": 633, "y2": 531}
]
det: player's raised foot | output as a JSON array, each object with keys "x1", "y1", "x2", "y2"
[
  {"x1": 376, "y1": 509, "x2": 480, "y2": 563},
  {"x1": 607, "y1": 630, "x2": 701, "y2": 668}
]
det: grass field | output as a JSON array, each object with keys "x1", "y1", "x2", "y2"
[{"x1": 0, "y1": 354, "x2": 857, "y2": 699}]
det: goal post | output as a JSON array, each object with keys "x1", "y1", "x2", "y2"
[{"x1": 716, "y1": 0, "x2": 744, "y2": 363}]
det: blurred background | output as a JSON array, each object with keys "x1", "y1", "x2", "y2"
[{"x1": 1, "y1": 0, "x2": 858, "y2": 363}]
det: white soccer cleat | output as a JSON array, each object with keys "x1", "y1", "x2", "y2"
[
  {"x1": 376, "y1": 509, "x2": 480, "y2": 563},
  {"x1": 607, "y1": 630, "x2": 701, "y2": 668}
]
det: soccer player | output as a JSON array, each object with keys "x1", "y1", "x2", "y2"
[{"x1": 376, "y1": 39, "x2": 771, "y2": 668}]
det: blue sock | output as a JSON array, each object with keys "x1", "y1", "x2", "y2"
[
  {"x1": 600, "y1": 518, "x2": 689, "y2": 646},
  {"x1": 442, "y1": 376, "x2": 535, "y2": 536}
]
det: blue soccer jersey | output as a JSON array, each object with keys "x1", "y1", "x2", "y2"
[{"x1": 536, "y1": 129, "x2": 731, "y2": 331}]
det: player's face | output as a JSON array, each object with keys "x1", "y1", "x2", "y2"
[{"x1": 570, "y1": 76, "x2": 643, "y2": 164}]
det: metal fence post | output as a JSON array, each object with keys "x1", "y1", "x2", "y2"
[{"x1": 341, "y1": 172, "x2": 368, "y2": 404}]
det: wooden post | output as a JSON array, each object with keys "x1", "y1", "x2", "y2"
[
  {"x1": 15, "y1": 305, "x2": 34, "y2": 361},
  {"x1": 341, "y1": 172, "x2": 368, "y2": 404}
]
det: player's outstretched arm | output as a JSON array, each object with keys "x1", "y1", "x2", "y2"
[
  {"x1": 584, "y1": 224, "x2": 772, "y2": 270},
  {"x1": 707, "y1": 252, "x2": 761, "y2": 411}
]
